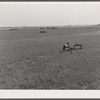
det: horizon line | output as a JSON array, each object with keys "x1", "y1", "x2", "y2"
[{"x1": 0, "y1": 24, "x2": 99, "y2": 28}]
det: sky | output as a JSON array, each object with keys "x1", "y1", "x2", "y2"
[{"x1": 0, "y1": 2, "x2": 100, "y2": 27}]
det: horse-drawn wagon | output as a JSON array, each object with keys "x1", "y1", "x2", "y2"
[{"x1": 62, "y1": 43, "x2": 83, "y2": 54}]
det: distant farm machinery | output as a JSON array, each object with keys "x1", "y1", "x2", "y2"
[{"x1": 62, "y1": 44, "x2": 83, "y2": 54}]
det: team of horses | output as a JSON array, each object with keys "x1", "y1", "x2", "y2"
[{"x1": 62, "y1": 44, "x2": 83, "y2": 54}]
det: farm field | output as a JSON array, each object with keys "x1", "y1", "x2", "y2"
[{"x1": 0, "y1": 26, "x2": 100, "y2": 89}]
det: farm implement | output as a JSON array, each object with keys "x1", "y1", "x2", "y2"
[{"x1": 62, "y1": 44, "x2": 83, "y2": 54}]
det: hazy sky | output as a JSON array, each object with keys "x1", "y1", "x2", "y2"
[{"x1": 0, "y1": 2, "x2": 100, "y2": 27}]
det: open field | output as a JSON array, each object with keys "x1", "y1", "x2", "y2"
[{"x1": 0, "y1": 26, "x2": 100, "y2": 89}]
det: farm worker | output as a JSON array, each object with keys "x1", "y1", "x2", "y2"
[
  {"x1": 66, "y1": 41, "x2": 74, "y2": 54},
  {"x1": 66, "y1": 41, "x2": 71, "y2": 48},
  {"x1": 70, "y1": 46, "x2": 74, "y2": 54}
]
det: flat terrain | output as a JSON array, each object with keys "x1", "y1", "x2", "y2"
[{"x1": 0, "y1": 27, "x2": 100, "y2": 89}]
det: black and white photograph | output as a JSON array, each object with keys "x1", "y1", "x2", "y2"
[{"x1": 0, "y1": 2, "x2": 100, "y2": 90}]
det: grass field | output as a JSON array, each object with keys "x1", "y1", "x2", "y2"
[{"x1": 0, "y1": 26, "x2": 100, "y2": 89}]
